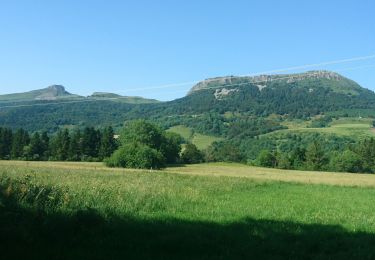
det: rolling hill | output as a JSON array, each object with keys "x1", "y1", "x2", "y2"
[
  {"x1": 0, "y1": 70, "x2": 374, "y2": 132},
  {"x1": 0, "y1": 85, "x2": 81, "y2": 102}
]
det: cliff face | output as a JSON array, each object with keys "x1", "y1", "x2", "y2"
[
  {"x1": 188, "y1": 71, "x2": 359, "y2": 95},
  {"x1": 35, "y1": 85, "x2": 73, "y2": 100}
]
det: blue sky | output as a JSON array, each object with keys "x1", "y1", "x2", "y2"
[{"x1": 0, "y1": 0, "x2": 374, "y2": 101}]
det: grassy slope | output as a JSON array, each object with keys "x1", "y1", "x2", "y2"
[
  {"x1": 268, "y1": 117, "x2": 375, "y2": 139},
  {"x1": 167, "y1": 125, "x2": 223, "y2": 150},
  {"x1": 1, "y1": 161, "x2": 375, "y2": 258}
]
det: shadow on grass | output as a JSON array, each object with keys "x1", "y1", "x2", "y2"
[{"x1": 1, "y1": 189, "x2": 375, "y2": 259}]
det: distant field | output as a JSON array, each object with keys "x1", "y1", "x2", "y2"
[
  {"x1": 2, "y1": 160, "x2": 375, "y2": 258},
  {"x1": 274, "y1": 117, "x2": 375, "y2": 139},
  {"x1": 167, "y1": 125, "x2": 223, "y2": 150}
]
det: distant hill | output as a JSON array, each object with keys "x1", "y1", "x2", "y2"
[
  {"x1": 0, "y1": 86, "x2": 160, "y2": 105},
  {"x1": 0, "y1": 85, "x2": 81, "y2": 102},
  {"x1": 0, "y1": 71, "x2": 374, "y2": 132},
  {"x1": 89, "y1": 92, "x2": 160, "y2": 104}
]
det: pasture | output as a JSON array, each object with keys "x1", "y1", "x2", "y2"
[
  {"x1": 1, "y1": 161, "x2": 375, "y2": 259},
  {"x1": 167, "y1": 125, "x2": 223, "y2": 150},
  {"x1": 275, "y1": 117, "x2": 375, "y2": 139}
]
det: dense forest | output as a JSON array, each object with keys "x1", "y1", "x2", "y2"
[{"x1": 0, "y1": 126, "x2": 118, "y2": 161}]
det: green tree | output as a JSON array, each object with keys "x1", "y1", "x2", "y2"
[
  {"x1": 82, "y1": 127, "x2": 101, "y2": 160},
  {"x1": 99, "y1": 126, "x2": 117, "y2": 159},
  {"x1": 105, "y1": 142, "x2": 165, "y2": 169},
  {"x1": 330, "y1": 150, "x2": 363, "y2": 173},
  {"x1": 11, "y1": 128, "x2": 30, "y2": 159},
  {"x1": 24, "y1": 132, "x2": 45, "y2": 160},
  {"x1": 40, "y1": 131, "x2": 50, "y2": 159},
  {"x1": 0, "y1": 127, "x2": 13, "y2": 159},
  {"x1": 160, "y1": 132, "x2": 183, "y2": 164},
  {"x1": 181, "y1": 143, "x2": 203, "y2": 164},
  {"x1": 51, "y1": 129, "x2": 71, "y2": 161},
  {"x1": 277, "y1": 152, "x2": 292, "y2": 169},
  {"x1": 120, "y1": 120, "x2": 164, "y2": 149},
  {"x1": 256, "y1": 150, "x2": 277, "y2": 168},
  {"x1": 107, "y1": 121, "x2": 181, "y2": 169},
  {"x1": 290, "y1": 147, "x2": 306, "y2": 169},
  {"x1": 356, "y1": 138, "x2": 375, "y2": 172},
  {"x1": 305, "y1": 141, "x2": 327, "y2": 170},
  {"x1": 69, "y1": 130, "x2": 82, "y2": 161}
]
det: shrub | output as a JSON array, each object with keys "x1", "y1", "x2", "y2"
[{"x1": 105, "y1": 143, "x2": 165, "y2": 169}]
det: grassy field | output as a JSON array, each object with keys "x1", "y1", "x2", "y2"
[
  {"x1": 274, "y1": 117, "x2": 375, "y2": 139},
  {"x1": 167, "y1": 125, "x2": 223, "y2": 150},
  {"x1": 1, "y1": 161, "x2": 375, "y2": 259}
]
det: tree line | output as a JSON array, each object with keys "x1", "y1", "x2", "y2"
[
  {"x1": 3, "y1": 120, "x2": 375, "y2": 173},
  {"x1": 0, "y1": 126, "x2": 117, "y2": 161},
  {"x1": 105, "y1": 120, "x2": 203, "y2": 169},
  {"x1": 252, "y1": 139, "x2": 375, "y2": 173},
  {"x1": 0, "y1": 121, "x2": 203, "y2": 169}
]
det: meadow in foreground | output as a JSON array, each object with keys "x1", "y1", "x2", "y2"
[{"x1": 1, "y1": 161, "x2": 375, "y2": 259}]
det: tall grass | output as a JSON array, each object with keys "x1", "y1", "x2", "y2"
[{"x1": 1, "y1": 161, "x2": 375, "y2": 258}]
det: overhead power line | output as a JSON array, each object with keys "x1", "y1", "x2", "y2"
[{"x1": 112, "y1": 54, "x2": 375, "y2": 93}]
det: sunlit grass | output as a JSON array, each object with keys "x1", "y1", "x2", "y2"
[{"x1": 2, "y1": 160, "x2": 375, "y2": 258}]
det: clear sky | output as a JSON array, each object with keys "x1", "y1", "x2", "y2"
[{"x1": 0, "y1": 0, "x2": 374, "y2": 101}]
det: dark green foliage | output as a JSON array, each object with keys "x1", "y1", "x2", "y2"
[
  {"x1": 305, "y1": 141, "x2": 327, "y2": 170},
  {"x1": 11, "y1": 128, "x2": 30, "y2": 159},
  {"x1": 309, "y1": 116, "x2": 333, "y2": 128},
  {"x1": 106, "y1": 120, "x2": 181, "y2": 169},
  {"x1": 120, "y1": 120, "x2": 164, "y2": 149},
  {"x1": 99, "y1": 126, "x2": 118, "y2": 159},
  {"x1": 0, "y1": 127, "x2": 13, "y2": 159},
  {"x1": 289, "y1": 147, "x2": 306, "y2": 168},
  {"x1": 276, "y1": 152, "x2": 292, "y2": 169},
  {"x1": 68, "y1": 130, "x2": 82, "y2": 161},
  {"x1": 0, "y1": 127, "x2": 117, "y2": 163},
  {"x1": 255, "y1": 150, "x2": 277, "y2": 168},
  {"x1": 181, "y1": 143, "x2": 204, "y2": 164},
  {"x1": 329, "y1": 150, "x2": 363, "y2": 173},
  {"x1": 355, "y1": 138, "x2": 375, "y2": 172},
  {"x1": 24, "y1": 132, "x2": 46, "y2": 160},
  {"x1": 105, "y1": 143, "x2": 165, "y2": 169},
  {"x1": 205, "y1": 142, "x2": 243, "y2": 162},
  {"x1": 50, "y1": 129, "x2": 71, "y2": 161},
  {"x1": 81, "y1": 127, "x2": 101, "y2": 160},
  {"x1": 161, "y1": 132, "x2": 183, "y2": 164}
]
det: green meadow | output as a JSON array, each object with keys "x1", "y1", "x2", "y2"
[
  {"x1": 167, "y1": 125, "x2": 223, "y2": 150},
  {"x1": 1, "y1": 161, "x2": 375, "y2": 259},
  {"x1": 272, "y1": 117, "x2": 375, "y2": 139}
]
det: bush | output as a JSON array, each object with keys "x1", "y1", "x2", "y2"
[
  {"x1": 105, "y1": 143, "x2": 165, "y2": 169},
  {"x1": 106, "y1": 120, "x2": 182, "y2": 169}
]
